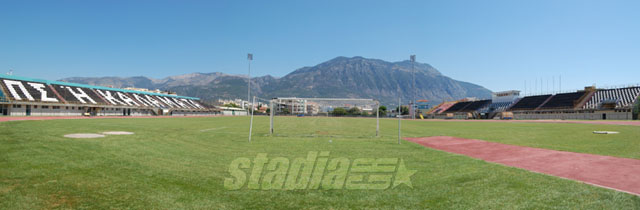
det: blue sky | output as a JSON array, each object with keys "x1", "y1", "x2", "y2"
[{"x1": 1, "y1": 0, "x2": 639, "y2": 93}]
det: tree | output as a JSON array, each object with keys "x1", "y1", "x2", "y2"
[
  {"x1": 347, "y1": 107, "x2": 361, "y2": 116},
  {"x1": 280, "y1": 108, "x2": 291, "y2": 115},
  {"x1": 378, "y1": 105, "x2": 387, "y2": 116},
  {"x1": 331, "y1": 107, "x2": 347, "y2": 116},
  {"x1": 396, "y1": 106, "x2": 409, "y2": 115},
  {"x1": 224, "y1": 103, "x2": 240, "y2": 108}
]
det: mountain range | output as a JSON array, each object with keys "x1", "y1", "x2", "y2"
[{"x1": 60, "y1": 56, "x2": 492, "y2": 105}]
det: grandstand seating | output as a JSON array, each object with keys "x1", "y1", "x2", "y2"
[
  {"x1": 509, "y1": 95, "x2": 552, "y2": 111},
  {"x1": 0, "y1": 75, "x2": 209, "y2": 111},
  {"x1": 1, "y1": 80, "x2": 60, "y2": 103},
  {"x1": 478, "y1": 101, "x2": 514, "y2": 113},
  {"x1": 53, "y1": 85, "x2": 106, "y2": 105},
  {"x1": 540, "y1": 91, "x2": 588, "y2": 109},
  {"x1": 445, "y1": 101, "x2": 473, "y2": 113},
  {"x1": 429, "y1": 102, "x2": 456, "y2": 114},
  {"x1": 459, "y1": 100, "x2": 491, "y2": 112},
  {"x1": 422, "y1": 86, "x2": 639, "y2": 121},
  {"x1": 583, "y1": 87, "x2": 640, "y2": 109}
]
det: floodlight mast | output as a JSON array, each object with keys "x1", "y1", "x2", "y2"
[
  {"x1": 248, "y1": 96, "x2": 256, "y2": 142},
  {"x1": 247, "y1": 53, "x2": 253, "y2": 109},
  {"x1": 269, "y1": 99, "x2": 274, "y2": 134},
  {"x1": 410, "y1": 55, "x2": 416, "y2": 120},
  {"x1": 398, "y1": 97, "x2": 402, "y2": 144},
  {"x1": 376, "y1": 101, "x2": 379, "y2": 137},
  {"x1": 247, "y1": 53, "x2": 253, "y2": 142}
]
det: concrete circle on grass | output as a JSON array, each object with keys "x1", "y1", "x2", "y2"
[
  {"x1": 102, "y1": 131, "x2": 135, "y2": 135},
  {"x1": 64, "y1": 133, "x2": 106, "y2": 139}
]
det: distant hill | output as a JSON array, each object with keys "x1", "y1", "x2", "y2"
[{"x1": 60, "y1": 56, "x2": 492, "y2": 105}]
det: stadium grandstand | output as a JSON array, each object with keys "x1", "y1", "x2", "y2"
[
  {"x1": 508, "y1": 95, "x2": 553, "y2": 111},
  {"x1": 539, "y1": 91, "x2": 590, "y2": 109},
  {"x1": 0, "y1": 75, "x2": 218, "y2": 116},
  {"x1": 458, "y1": 100, "x2": 491, "y2": 112},
  {"x1": 476, "y1": 90, "x2": 521, "y2": 119},
  {"x1": 443, "y1": 101, "x2": 474, "y2": 113},
  {"x1": 509, "y1": 86, "x2": 639, "y2": 120},
  {"x1": 477, "y1": 102, "x2": 513, "y2": 114},
  {"x1": 425, "y1": 91, "x2": 520, "y2": 119},
  {"x1": 431, "y1": 99, "x2": 491, "y2": 119},
  {"x1": 426, "y1": 101, "x2": 457, "y2": 114},
  {"x1": 425, "y1": 86, "x2": 640, "y2": 120},
  {"x1": 583, "y1": 87, "x2": 640, "y2": 110}
]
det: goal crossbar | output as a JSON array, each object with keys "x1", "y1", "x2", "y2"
[
  {"x1": 274, "y1": 97, "x2": 377, "y2": 102},
  {"x1": 269, "y1": 97, "x2": 380, "y2": 137}
]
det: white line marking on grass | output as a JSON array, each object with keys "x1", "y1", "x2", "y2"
[
  {"x1": 64, "y1": 133, "x2": 105, "y2": 138},
  {"x1": 102, "y1": 131, "x2": 135, "y2": 135},
  {"x1": 200, "y1": 127, "x2": 227, "y2": 132}
]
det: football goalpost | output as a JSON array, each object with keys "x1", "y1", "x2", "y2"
[{"x1": 266, "y1": 97, "x2": 380, "y2": 138}]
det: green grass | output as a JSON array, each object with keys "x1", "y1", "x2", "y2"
[{"x1": 1, "y1": 116, "x2": 639, "y2": 209}]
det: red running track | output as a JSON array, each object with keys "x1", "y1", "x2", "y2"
[
  {"x1": 406, "y1": 136, "x2": 640, "y2": 196},
  {"x1": 420, "y1": 119, "x2": 640, "y2": 126}
]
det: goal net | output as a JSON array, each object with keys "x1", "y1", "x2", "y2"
[{"x1": 266, "y1": 97, "x2": 380, "y2": 138}]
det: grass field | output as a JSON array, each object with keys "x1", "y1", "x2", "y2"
[{"x1": 1, "y1": 116, "x2": 640, "y2": 209}]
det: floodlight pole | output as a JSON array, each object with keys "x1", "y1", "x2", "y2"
[
  {"x1": 269, "y1": 99, "x2": 274, "y2": 135},
  {"x1": 376, "y1": 101, "x2": 379, "y2": 137},
  {"x1": 249, "y1": 96, "x2": 256, "y2": 142},
  {"x1": 247, "y1": 53, "x2": 252, "y2": 110},
  {"x1": 247, "y1": 53, "x2": 254, "y2": 142},
  {"x1": 398, "y1": 97, "x2": 402, "y2": 144},
  {"x1": 411, "y1": 55, "x2": 416, "y2": 120}
]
